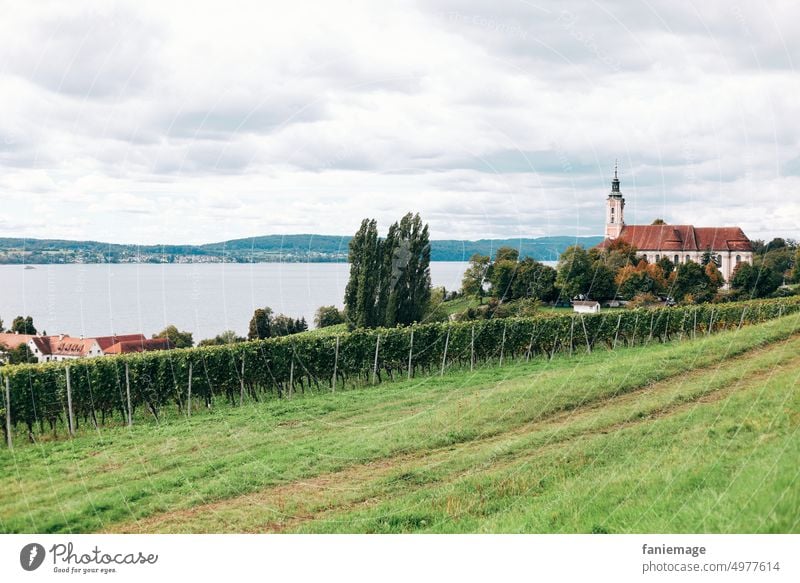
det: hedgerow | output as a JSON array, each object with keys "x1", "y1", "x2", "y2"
[{"x1": 1, "y1": 296, "x2": 798, "y2": 441}]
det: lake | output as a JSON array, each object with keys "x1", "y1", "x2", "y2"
[{"x1": 0, "y1": 262, "x2": 471, "y2": 341}]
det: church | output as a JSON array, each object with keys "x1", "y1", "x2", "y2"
[{"x1": 596, "y1": 165, "x2": 753, "y2": 282}]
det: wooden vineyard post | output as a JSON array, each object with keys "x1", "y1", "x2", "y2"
[
  {"x1": 186, "y1": 362, "x2": 193, "y2": 417},
  {"x1": 4, "y1": 375, "x2": 11, "y2": 450},
  {"x1": 581, "y1": 315, "x2": 591, "y2": 353},
  {"x1": 569, "y1": 317, "x2": 575, "y2": 356},
  {"x1": 333, "y1": 336, "x2": 340, "y2": 392},
  {"x1": 372, "y1": 335, "x2": 381, "y2": 385},
  {"x1": 470, "y1": 325, "x2": 475, "y2": 372},
  {"x1": 407, "y1": 329, "x2": 414, "y2": 380},
  {"x1": 526, "y1": 327, "x2": 535, "y2": 362},
  {"x1": 289, "y1": 357, "x2": 296, "y2": 397},
  {"x1": 693, "y1": 310, "x2": 697, "y2": 339},
  {"x1": 613, "y1": 313, "x2": 622, "y2": 350},
  {"x1": 66, "y1": 366, "x2": 75, "y2": 437},
  {"x1": 499, "y1": 323, "x2": 507, "y2": 366},
  {"x1": 707, "y1": 309, "x2": 715, "y2": 337},
  {"x1": 239, "y1": 354, "x2": 246, "y2": 406},
  {"x1": 125, "y1": 362, "x2": 133, "y2": 427},
  {"x1": 441, "y1": 327, "x2": 450, "y2": 376}
]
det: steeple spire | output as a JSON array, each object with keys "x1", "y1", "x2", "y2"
[{"x1": 611, "y1": 160, "x2": 620, "y2": 193}]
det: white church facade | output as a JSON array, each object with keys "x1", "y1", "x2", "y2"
[{"x1": 596, "y1": 166, "x2": 753, "y2": 283}]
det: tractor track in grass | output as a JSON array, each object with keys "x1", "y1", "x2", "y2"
[{"x1": 108, "y1": 331, "x2": 800, "y2": 533}]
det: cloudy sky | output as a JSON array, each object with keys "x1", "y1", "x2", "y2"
[{"x1": 1, "y1": 0, "x2": 798, "y2": 244}]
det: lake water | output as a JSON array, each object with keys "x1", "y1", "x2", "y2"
[{"x1": 0, "y1": 262, "x2": 470, "y2": 341}]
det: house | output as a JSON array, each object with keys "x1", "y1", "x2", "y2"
[
  {"x1": 103, "y1": 337, "x2": 173, "y2": 354},
  {"x1": 25, "y1": 333, "x2": 173, "y2": 363},
  {"x1": 573, "y1": 300, "x2": 600, "y2": 313},
  {"x1": 595, "y1": 164, "x2": 753, "y2": 283},
  {"x1": 28, "y1": 335, "x2": 104, "y2": 362}
]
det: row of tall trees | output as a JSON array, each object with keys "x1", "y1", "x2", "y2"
[{"x1": 344, "y1": 213, "x2": 432, "y2": 328}]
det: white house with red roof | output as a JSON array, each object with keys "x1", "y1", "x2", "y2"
[
  {"x1": 596, "y1": 165, "x2": 753, "y2": 283},
  {"x1": 23, "y1": 333, "x2": 172, "y2": 363}
]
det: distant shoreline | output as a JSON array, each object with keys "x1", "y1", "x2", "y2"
[{"x1": 0, "y1": 234, "x2": 602, "y2": 265}]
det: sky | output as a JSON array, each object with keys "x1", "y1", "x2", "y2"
[{"x1": 0, "y1": 0, "x2": 798, "y2": 245}]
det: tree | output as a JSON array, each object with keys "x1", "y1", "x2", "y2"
[
  {"x1": 494, "y1": 246, "x2": 519, "y2": 263},
  {"x1": 270, "y1": 314, "x2": 307, "y2": 337},
  {"x1": 386, "y1": 213, "x2": 431, "y2": 326},
  {"x1": 615, "y1": 261, "x2": 667, "y2": 300},
  {"x1": 314, "y1": 305, "x2": 345, "y2": 328},
  {"x1": 6, "y1": 343, "x2": 35, "y2": 364},
  {"x1": 587, "y1": 263, "x2": 617, "y2": 301},
  {"x1": 344, "y1": 219, "x2": 382, "y2": 328},
  {"x1": 651, "y1": 218, "x2": 666, "y2": 225},
  {"x1": 153, "y1": 325, "x2": 193, "y2": 348},
  {"x1": 602, "y1": 239, "x2": 640, "y2": 272},
  {"x1": 344, "y1": 213, "x2": 431, "y2": 328},
  {"x1": 793, "y1": 247, "x2": 800, "y2": 283},
  {"x1": 512, "y1": 258, "x2": 557, "y2": 302},
  {"x1": 730, "y1": 262, "x2": 781, "y2": 298},
  {"x1": 198, "y1": 330, "x2": 245, "y2": 346},
  {"x1": 489, "y1": 257, "x2": 518, "y2": 301},
  {"x1": 555, "y1": 245, "x2": 592, "y2": 299},
  {"x1": 248, "y1": 307, "x2": 273, "y2": 340},
  {"x1": 10, "y1": 315, "x2": 36, "y2": 335},
  {"x1": 671, "y1": 260, "x2": 715, "y2": 303},
  {"x1": 656, "y1": 256, "x2": 675, "y2": 276},
  {"x1": 460, "y1": 254, "x2": 490, "y2": 302}
]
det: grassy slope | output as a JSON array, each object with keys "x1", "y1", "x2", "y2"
[{"x1": 1, "y1": 314, "x2": 798, "y2": 534}]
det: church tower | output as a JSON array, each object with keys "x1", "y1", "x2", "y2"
[{"x1": 605, "y1": 162, "x2": 624, "y2": 240}]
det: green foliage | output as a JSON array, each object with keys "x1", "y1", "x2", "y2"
[
  {"x1": 9, "y1": 316, "x2": 36, "y2": 335},
  {"x1": 314, "y1": 305, "x2": 345, "y2": 328},
  {"x1": 556, "y1": 246, "x2": 592, "y2": 299},
  {"x1": 730, "y1": 262, "x2": 782, "y2": 299},
  {"x1": 153, "y1": 325, "x2": 193, "y2": 348},
  {"x1": 1, "y1": 296, "x2": 797, "y2": 442},
  {"x1": 248, "y1": 307, "x2": 273, "y2": 340},
  {"x1": 198, "y1": 330, "x2": 245, "y2": 346},
  {"x1": 346, "y1": 214, "x2": 431, "y2": 328},
  {"x1": 460, "y1": 254, "x2": 490, "y2": 300},
  {"x1": 672, "y1": 261, "x2": 717, "y2": 303},
  {"x1": 511, "y1": 258, "x2": 558, "y2": 302}
]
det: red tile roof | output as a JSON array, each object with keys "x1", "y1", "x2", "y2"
[
  {"x1": 93, "y1": 334, "x2": 147, "y2": 351},
  {"x1": 597, "y1": 224, "x2": 752, "y2": 252},
  {"x1": 0, "y1": 333, "x2": 36, "y2": 350},
  {"x1": 103, "y1": 337, "x2": 173, "y2": 354}
]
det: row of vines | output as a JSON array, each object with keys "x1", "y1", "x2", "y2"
[{"x1": 2, "y1": 296, "x2": 799, "y2": 444}]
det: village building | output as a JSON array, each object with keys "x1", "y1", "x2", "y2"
[
  {"x1": 20, "y1": 333, "x2": 172, "y2": 363},
  {"x1": 596, "y1": 165, "x2": 753, "y2": 283}
]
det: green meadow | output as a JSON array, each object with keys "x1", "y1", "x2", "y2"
[{"x1": 1, "y1": 313, "x2": 798, "y2": 534}]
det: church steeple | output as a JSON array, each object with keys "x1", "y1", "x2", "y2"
[
  {"x1": 611, "y1": 160, "x2": 621, "y2": 194},
  {"x1": 605, "y1": 161, "x2": 625, "y2": 239}
]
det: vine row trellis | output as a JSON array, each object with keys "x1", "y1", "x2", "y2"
[{"x1": 1, "y1": 296, "x2": 798, "y2": 447}]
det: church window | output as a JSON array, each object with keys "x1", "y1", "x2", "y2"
[
  {"x1": 736, "y1": 255, "x2": 741, "y2": 263},
  {"x1": 674, "y1": 255, "x2": 679, "y2": 264}
]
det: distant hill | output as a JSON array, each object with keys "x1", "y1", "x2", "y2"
[{"x1": 0, "y1": 235, "x2": 603, "y2": 264}]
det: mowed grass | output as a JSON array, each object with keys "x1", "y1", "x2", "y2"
[{"x1": 1, "y1": 314, "x2": 799, "y2": 533}]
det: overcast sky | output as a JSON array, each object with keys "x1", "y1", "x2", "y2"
[{"x1": 1, "y1": 0, "x2": 798, "y2": 245}]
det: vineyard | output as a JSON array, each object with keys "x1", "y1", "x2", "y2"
[{"x1": 1, "y1": 296, "x2": 799, "y2": 445}]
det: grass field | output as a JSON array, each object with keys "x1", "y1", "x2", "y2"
[{"x1": 1, "y1": 313, "x2": 799, "y2": 534}]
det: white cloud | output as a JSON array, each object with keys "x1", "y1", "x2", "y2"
[{"x1": 0, "y1": 0, "x2": 798, "y2": 245}]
